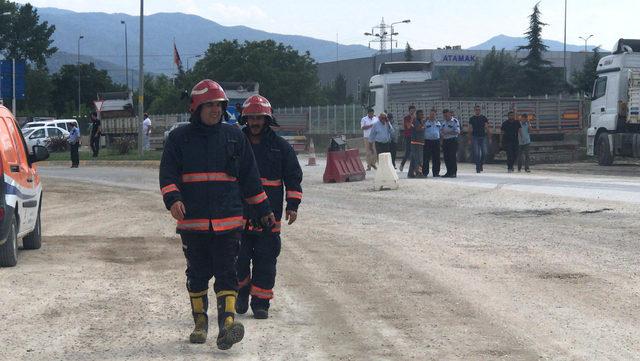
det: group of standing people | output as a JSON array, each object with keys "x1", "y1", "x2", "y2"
[
  {"x1": 363, "y1": 104, "x2": 533, "y2": 177},
  {"x1": 159, "y1": 80, "x2": 303, "y2": 351},
  {"x1": 397, "y1": 106, "x2": 461, "y2": 178}
]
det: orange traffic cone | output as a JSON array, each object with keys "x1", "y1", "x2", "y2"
[{"x1": 307, "y1": 138, "x2": 317, "y2": 166}]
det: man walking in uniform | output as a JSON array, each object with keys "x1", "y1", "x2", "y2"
[
  {"x1": 441, "y1": 109, "x2": 460, "y2": 178},
  {"x1": 236, "y1": 95, "x2": 303, "y2": 319},
  {"x1": 160, "y1": 79, "x2": 275, "y2": 350},
  {"x1": 422, "y1": 108, "x2": 441, "y2": 177},
  {"x1": 68, "y1": 122, "x2": 80, "y2": 168}
]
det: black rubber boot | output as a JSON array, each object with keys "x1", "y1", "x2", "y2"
[
  {"x1": 188, "y1": 290, "x2": 209, "y2": 344},
  {"x1": 216, "y1": 290, "x2": 245, "y2": 350},
  {"x1": 236, "y1": 285, "x2": 250, "y2": 315},
  {"x1": 251, "y1": 298, "x2": 270, "y2": 320}
]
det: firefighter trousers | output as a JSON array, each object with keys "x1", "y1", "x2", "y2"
[
  {"x1": 237, "y1": 232, "x2": 282, "y2": 306},
  {"x1": 180, "y1": 231, "x2": 241, "y2": 294}
]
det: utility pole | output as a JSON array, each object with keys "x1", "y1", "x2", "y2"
[
  {"x1": 11, "y1": 59, "x2": 15, "y2": 116},
  {"x1": 563, "y1": 0, "x2": 567, "y2": 83},
  {"x1": 77, "y1": 35, "x2": 84, "y2": 118},
  {"x1": 389, "y1": 19, "x2": 410, "y2": 60},
  {"x1": 121, "y1": 20, "x2": 129, "y2": 90},
  {"x1": 138, "y1": 0, "x2": 144, "y2": 155}
]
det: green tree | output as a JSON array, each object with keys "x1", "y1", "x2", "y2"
[
  {"x1": 191, "y1": 39, "x2": 322, "y2": 106},
  {"x1": 570, "y1": 48, "x2": 602, "y2": 96},
  {"x1": 0, "y1": 1, "x2": 57, "y2": 68},
  {"x1": 144, "y1": 74, "x2": 190, "y2": 114},
  {"x1": 439, "y1": 48, "x2": 523, "y2": 98},
  {"x1": 404, "y1": 42, "x2": 414, "y2": 61},
  {"x1": 517, "y1": 2, "x2": 555, "y2": 95},
  {"x1": 20, "y1": 65, "x2": 53, "y2": 115},
  {"x1": 51, "y1": 63, "x2": 125, "y2": 116}
]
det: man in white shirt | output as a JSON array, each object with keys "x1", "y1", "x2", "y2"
[
  {"x1": 143, "y1": 113, "x2": 152, "y2": 151},
  {"x1": 361, "y1": 108, "x2": 378, "y2": 170}
]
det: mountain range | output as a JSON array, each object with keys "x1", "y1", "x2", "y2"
[
  {"x1": 35, "y1": 8, "x2": 598, "y2": 86},
  {"x1": 468, "y1": 34, "x2": 600, "y2": 52},
  {"x1": 37, "y1": 7, "x2": 375, "y2": 85}
]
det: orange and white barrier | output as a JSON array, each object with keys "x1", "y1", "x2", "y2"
[{"x1": 307, "y1": 138, "x2": 317, "y2": 166}]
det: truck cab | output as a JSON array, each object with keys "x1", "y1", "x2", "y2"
[
  {"x1": 587, "y1": 38, "x2": 640, "y2": 165},
  {"x1": 368, "y1": 62, "x2": 434, "y2": 115}
]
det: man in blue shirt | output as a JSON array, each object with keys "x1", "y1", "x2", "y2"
[
  {"x1": 68, "y1": 123, "x2": 80, "y2": 168},
  {"x1": 422, "y1": 108, "x2": 442, "y2": 177},
  {"x1": 368, "y1": 112, "x2": 394, "y2": 155},
  {"x1": 440, "y1": 109, "x2": 460, "y2": 178}
]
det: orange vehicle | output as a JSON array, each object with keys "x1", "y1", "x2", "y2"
[{"x1": 0, "y1": 106, "x2": 49, "y2": 267}]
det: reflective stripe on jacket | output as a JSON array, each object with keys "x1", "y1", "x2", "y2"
[
  {"x1": 242, "y1": 126, "x2": 303, "y2": 234},
  {"x1": 159, "y1": 121, "x2": 271, "y2": 235}
]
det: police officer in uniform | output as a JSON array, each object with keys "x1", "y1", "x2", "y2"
[
  {"x1": 236, "y1": 95, "x2": 303, "y2": 319},
  {"x1": 159, "y1": 80, "x2": 275, "y2": 350},
  {"x1": 441, "y1": 109, "x2": 461, "y2": 178}
]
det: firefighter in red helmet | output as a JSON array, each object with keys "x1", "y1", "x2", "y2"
[
  {"x1": 159, "y1": 80, "x2": 275, "y2": 350},
  {"x1": 236, "y1": 95, "x2": 303, "y2": 319}
]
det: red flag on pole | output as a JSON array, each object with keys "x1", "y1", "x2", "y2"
[{"x1": 173, "y1": 41, "x2": 182, "y2": 68}]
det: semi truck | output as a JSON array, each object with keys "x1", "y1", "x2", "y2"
[
  {"x1": 371, "y1": 61, "x2": 586, "y2": 162},
  {"x1": 586, "y1": 38, "x2": 640, "y2": 165}
]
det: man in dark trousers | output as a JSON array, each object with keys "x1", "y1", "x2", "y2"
[
  {"x1": 408, "y1": 109, "x2": 426, "y2": 178},
  {"x1": 422, "y1": 108, "x2": 442, "y2": 177},
  {"x1": 469, "y1": 105, "x2": 491, "y2": 173},
  {"x1": 399, "y1": 105, "x2": 416, "y2": 172},
  {"x1": 89, "y1": 112, "x2": 101, "y2": 157},
  {"x1": 160, "y1": 79, "x2": 275, "y2": 350},
  {"x1": 68, "y1": 123, "x2": 80, "y2": 168},
  {"x1": 501, "y1": 111, "x2": 522, "y2": 173},
  {"x1": 440, "y1": 109, "x2": 460, "y2": 178},
  {"x1": 236, "y1": 95, "x2": 303, "y2": 320}
]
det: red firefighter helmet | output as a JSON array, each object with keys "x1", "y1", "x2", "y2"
[
  {"x1": 189, "y1": 79, "x2": 228, "y2": 113},
  {"x1": 240, "y1": 95, "x2": 277, "y2": 126}
]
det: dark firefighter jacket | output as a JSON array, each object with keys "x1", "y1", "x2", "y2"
[
  {"x1": 159, "y1": 120, "x2": 271, "y2": 234},
  {"x1": 242, "y1": 126, "x2": 303, "y2": 234}
]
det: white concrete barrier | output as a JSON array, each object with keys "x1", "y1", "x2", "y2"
[{"x1": 374, "y1": 152, "x2": 399, "y2": 190}]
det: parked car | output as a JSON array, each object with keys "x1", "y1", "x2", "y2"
[
  {"x1": 23, "y1": 126, "x2": 70, "y2": 153},
  {"x1": 0, "y1": 105, "x2": 49, "y2": 267},
  {"x1": 22, "y1": 119, "x2": 79, "y2": 132}
]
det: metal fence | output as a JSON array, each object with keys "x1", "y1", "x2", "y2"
[{"x1": 274, "y1": 104, "x2": 366, "y2": 135}]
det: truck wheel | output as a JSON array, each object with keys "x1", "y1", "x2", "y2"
[
  {"x1": 23, "y1": 207, "x2": 42, "y2": 250},
  {"x1": 597, "y1": 133, "x2": 614, "y2": 166},
  {"x1": 0, "y1": 215, "x2": 18, "y2": 267}
]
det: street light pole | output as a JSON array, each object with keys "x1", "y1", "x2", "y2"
[
  {"x1": 77, "y1": 35, "x2": 84, "y2": 118},
  {"x1": 389, "y1": 19, "x2": 410, "y2": 60},
  {"x1": 186, "y1": 55, "x2": 202, "y2": 71},
  {"x1": 138, "y1": 0, "x2": 144, "y2": 155},
  {"x1": 121, "y1": 20, "x2": 129, "y2": 90},
  {"x1": 579, "y1": 34, "x2": 594, "y2": 52}
]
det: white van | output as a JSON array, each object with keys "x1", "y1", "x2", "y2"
[{"x1": 22, "y1": 119, "x2": 79, "y2": 132}]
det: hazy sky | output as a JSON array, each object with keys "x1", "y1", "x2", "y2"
[{"x1": 18, "y1": 0, "x2": 639, "y2": 52}]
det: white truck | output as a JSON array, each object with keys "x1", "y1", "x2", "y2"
[
  {"x1": 587, "y1": 38, "x2": 640, "y2": 165},
  {"x1": 368, "y1": 61, "x2": 449, "y2": 116}
]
